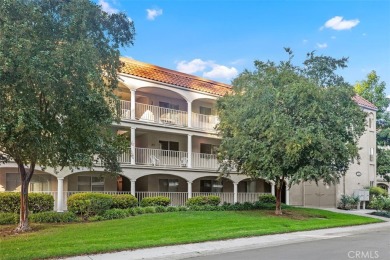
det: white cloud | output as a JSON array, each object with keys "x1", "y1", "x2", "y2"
[
  {"x1": 322, "y1": 16, "x2": 360, "y2": 30},
  {"x1": 362, "y1": 33, "x2": 367, "y2": 37},
  {"x1": 203, "y1": 65, "x2": 238, "y2": 80},
  {"x1": 146, "y1": 8, "x2": 163, "y2": 20},
  {"x1": 316, "y1": 43, "x2": 328, "y2": 49},
  {"x1": 302, "y1": 39, "x2": 308, "y2": 44},
  {"x1": 176, "y1": 59, "x2": 209, "y2": 74},
  {"x1": 99, "y1": 0, "x2": 118, "y2": 14},
  {"x1": 176, "y1": 59, "x2": 238, "y2": 80},
  {"x1": 331, "y1": 36, "x2": 336, "y2": 39}
]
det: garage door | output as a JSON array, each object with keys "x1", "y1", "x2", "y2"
[{"x1": 304, "y1": 181, "x2": 336, "y2": 208}]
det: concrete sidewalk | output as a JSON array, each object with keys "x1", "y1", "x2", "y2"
[{"x1": 62, "y1": 210, "x2": 389, "y2": 260}]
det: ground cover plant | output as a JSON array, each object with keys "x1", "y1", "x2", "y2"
[{"x1": 0, "y1": 207, "x2": 381, "y2": 260}]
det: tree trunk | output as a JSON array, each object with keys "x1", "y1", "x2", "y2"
[
  {"x1": 15, "y1": 163, "x2": 34, "y2": 232},
  {"x1": 275, "y1": 181, "x2": 282, "y2": 215}
]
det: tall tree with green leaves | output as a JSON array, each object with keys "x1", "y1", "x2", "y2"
[
  {"x1": 0, "y1": 0, "x2": 135, "y2": 231},
  {"x1": 354, "y1": 71, "x2": 390, "y2": 181},
  {"x1": 217, "y1": 50, "x2": 366, "y2": 214}
]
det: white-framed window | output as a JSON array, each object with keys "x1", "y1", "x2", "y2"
[
  {"x1": 199, "y1": 106, "x2": 212, "y2": 115},
  {"x1": 159, "y1": 179, "x2": 179, "y2": 192},
  {"x1": 77, "y1": 176, "x2": 104, "y2": 191},
  {"x1": 200, "y1": 180, "x2": 223, "y2": 192},
  {"x1": 30, "y1": 175, "x2": 51, "y2": 192},
  {"x1": 368, "y1": 113, "x2": 374, "y2": 130},
  {"x1": 159, "y1": 101, "x2": 179, "y2": 110},
  {"x1": 6, "y1": 173, "x2": 20, "y2": 191}
]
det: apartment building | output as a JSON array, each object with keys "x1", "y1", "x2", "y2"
[{"x1": 0, "y1": 58, "x2": 378, "y2": 210}]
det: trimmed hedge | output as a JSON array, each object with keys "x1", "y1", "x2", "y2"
[
  {"x1": 140, "y1": 196, "x2": 170, "y2": 207},
  {"x1": 67, "y1": 193, "x2": 113, "y2": 218},
  {"x1": 259, "y1": 194, "x2": 276, "y2": 204},
  {"x1": 29, "y1": 211, "x2": 78, "y2": 223},
  {"x1": 186, "y1": 196, "x2": 221, "y2": 206},
  {"x1": 369, "y1": 187, "x2": 388, "y2": 198},
  {"x1": 111, "y1": 194, "x2": 138, "y2": 209},
  {"x1": 0, "y1": 192, "x2": 54, "y2": 213},
  {"x1": 0, "y1": 212, "x2": 18, "y2": 225}
]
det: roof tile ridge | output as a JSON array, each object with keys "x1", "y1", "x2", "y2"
[{"x1": 120, "y1": 57, "x2": 232, "y2": 89}]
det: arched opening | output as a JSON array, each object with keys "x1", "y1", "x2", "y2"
[
  {"x1": 192, "y1": 98, "x2": 218, "y2": 130},
  {"x1": 117, "y1": 174, "x2": 131, "y2": 192},
  {"x1": 377, "y1": 183, "x2": 389, "y2": 193},
  {"x1": 0, "y1": 167, "x2": 57, "y2": 193},
  {"x1": 65, "y1": 171, "x2": 118, "y2": 192}
]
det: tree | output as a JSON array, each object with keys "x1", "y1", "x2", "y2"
[
  {"x1": 0, "y1": 0, "x2": 135, "y2": 231},
  {"x1": 216, "y1": 50, "x2": 366, "y2": 215},
  {"x1": 354, "y1": 71, "x2": 390, "y2": 182}
]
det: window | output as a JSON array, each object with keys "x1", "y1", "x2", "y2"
[
  {"x1": 77, "y1": 176, "x2": 104, "y2": 191},
  {"x1": 200, "y1": 180, "x2": 223, "y2": 192},
  {"x1": 159, "y1": 179, "x2": 179, "y2": 192},
  {"x1": 200, "y1": 143, "x2": 218, "y2": 154},
  {"x1": 6, "y1": 173, "x2": 20, "y2": 191},
  {"x1": 245, "y1": 181, "x2": 256, "y2": 193},
  {"x1": 199, "y1": 106, "x2": 212, "y2": 115},
  {"x1": 159, "y1": 141, "x2": 179, "y2": 151},
  {"x1": 30, "y1": 175, "x2": 50, "y2": 192},
  {"x1": 159, "y1": 101, "x2": 179, "y2": 110},
  {"x1": 368, "y1": 113, "x2": 374, "y2": 130}
]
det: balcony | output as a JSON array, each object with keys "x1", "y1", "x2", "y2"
[
  {"x1": 119, "y1": 147, "x2": 219, "y2": 170},
  {"x1": 120, "y1": 100, "x2": 218, "y2": 131}
]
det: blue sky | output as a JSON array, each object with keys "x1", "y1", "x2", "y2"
[{"x1": 97, "y1": 0, "x2": 390, "y2": 96}]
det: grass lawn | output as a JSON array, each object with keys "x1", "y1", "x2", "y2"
[{"x1": 0, "y1": 207, "x2": 382, "y2": 260}]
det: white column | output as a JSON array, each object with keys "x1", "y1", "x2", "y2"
[
  {"x1": 130, "y1": 180, "x2": 136, "y2": 196},
  {"x1": 233, "y1": 182, "x2": 238, "y2": 203},
  {"x1": 187, "y1": 101, "x2": 192, "y2": 127},
  {"x1": 130, "y1": 89, "x2": 136, "y2": 120},
  {"x1": 130, "y1": 127, "x2": 136, "y2": 165},
  {"x1": 271, "y1": 183, "x2": 275, "y2": 196},
  {"x1": 187, "y1": 134, "x2": 192, "y2": 168},
  {"x1": 57, "y1": 177, "x2": 64, "y2": 212},
  {"x1": 187, "y1": 181, "x2": 192, "y2": 199}
]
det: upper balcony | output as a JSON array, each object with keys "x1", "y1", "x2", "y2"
[{"x1": 116, "y1": 86, "x2": 219, "y2": 132}]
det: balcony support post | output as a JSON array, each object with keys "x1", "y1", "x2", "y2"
[
  {"x1": 233, "y1": 182, "x2": 238, "y2": 203},
  {"x1": 187, "y1": 101, "x2": 192, "y2": 127},
  {"x1": 187, "y1": 134, "x2": 192, "y2": 168},
  {"x1": 271, "y1": 183, "x2": 275, "y2": 196},
  {"x1": 57, "y1": 177, "x2": 64, "y2": 212},
  {"x1": 131, "y1": 127, "x2": 136, "y2": 165},
  {"x1": 131, "y1": 180, "x2": 136, "y2": 196},
  {"x1": 130, "y1": 89, "x2": 136, "y2": 120},
  {"x1": 187, "y1": 181, "x2": 192, "y2": 199}
]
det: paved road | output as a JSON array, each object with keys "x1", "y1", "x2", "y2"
[{"x1": 188, "y1": 227, "x2": 390, "y2": 260}]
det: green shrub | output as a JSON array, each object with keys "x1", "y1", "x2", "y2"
[
  {"x1": 177, "y1": 206, "x2": 188, "y2": 211},
  {"x1": 338, "y1": 194, "x2": 360, "y2": 210},
  {"x1": 134, "y1": 207, "x2": 145, "y2": 214},
  {"x1": 186, "y1": 196, "x2": 221, "y2": 206},
  {"x1": 144, "y1": 206, "x2": 156, "y2": 214},
  {"x1": 140, "y1": 196, "x2": 170, "y2": 207},
  {"x1": 0, "y1": 212, "x2": 18, "y2": 225},
  {"x1": 166, "y1": 206, "x2": 178, "y2": 212},
  {"x1": 259, "y1": 194, "x2": 276, "y2": 204},
  {"x1": 155, "y1": 206, "x2": 167, "y2": 213},
  {"x1": 67, "y1": 193, "x2": 113, "y2": 218},
  {"x1": 370, "y1": 195, "x2": 390, "y2": 212},
  {"x1": 29, "y1": 211, "x2": 77, "y2": 223},
  {"x1": 0, "y1": 192, "x2": 54, "y2": 213},
  {"x1": 29, "y1": 193, "x2": 54, "y2": 213},
  {"x1": 369, "y1": 187, "x2": 388, "y2": 198},
  {"x1": 0, "y1": 192, "x2": 19, "y2": 213},
  {"x1": 111, "y1": 194, "x2": 138, "y2": 209},
  {"x1": 99, "y1": 209, "x2": 128, "y2": 220}
]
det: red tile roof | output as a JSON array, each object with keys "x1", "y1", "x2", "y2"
[
  {"x1": 119, "y1": 58, "x2": 232, "y2": 96},
  {"x1": 119, "y1": 58, "x2": 378, "y2": 111},
  {"x1": 352, "y1": 95, "x2": 378, "y2": 111}
]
